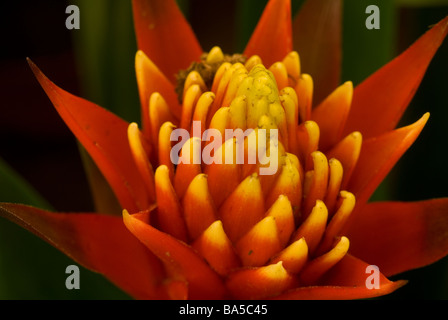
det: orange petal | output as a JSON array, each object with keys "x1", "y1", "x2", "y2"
[
  {"x1": 205, "y1": 138, "x2": 242, "y2": 208},
  {"x1": 192, "y1": 92, "x2": 215, "y2": 136},
  {"x1": 346, "y1": 198, "x2": 448, "y2": 277},
  {"x1": 192, "y1": 220, "x2": 241, "y2": 276},
  {"x1": 343, "y1": 16, "x2": 448, "y2": 139},
  {"x1": 311, "y1": 81, "x2": 353, "y2": 151},
  {"x1": 265, "y1": 195, "x2": 295, "y2": 247},
  {"x1": 132, "y1": 0, "x2": 202, "y2": 83},
  {"x1": 282, "y1": 51, "x2": 301, "y2": 87},
  {"x1": 244, "y1": 0, "x2": 292, "y2": 68},
  {"x1": 226, "y1": 262, "x2": 298, "y2": 299},
  {"x1": 321, "y1": 254, "x2": 396, "y2": 287},
  {"x1": 302, "y1": 151, "x2": 329, "y2": 217},
  {"x1": 292, "y1": 200, "x2": 328, "y2": 255},
  {"x1": 293, "y1": 0, "x2": 342, "y2": 105},
  {"x1": 219, "y1": 173, "x2": 265, "y2": 243},
  {"x1": 158, "y1": 122, "x2": 176, "y2": 179},
  {"x1": 173, "y1": 137, "x2": 202, "y2": 199},
  {"x1": 265, "y1": 155, "x2": 302, "y2": 219},
  {"x1": 317, "y1": 191, "x2": 355, "y2": 255},
  {"x1": 348, "y1": 113, "x2": 429, "y2": 207},
  {"x1": 28, "y1": 60, "x2": 149, "y2": 213},
  {"x1": 323, "y1": 158, "x2": 343, "y2": 214},
  {"x1": 154, "y1": 165, "x2": 188, "y2": 242},
  {"x1": 0, "y1": 203, "x2": 166, "y2": 299},
  {"x1": 207, "y1": 106, "x2": 230, "y2": 141},
  {"x1": 270, "y1": 238, "x2": 308, "y2": 274},
  {"x1": 123, "y1": 209, "x2": 227, "y2": 299},
  {"x1": 326, "y1": 131, "x2": 362, "y2": 190},
  {"x1": 274, "y1": 283, "x2": 405, "y2": 300},
  {"x1": 209, "y1": 63, "x2": 245, "y2": 122},
  {"x1": 183, "y1": 71, "x2": 207, "y2": 98},
  {"x1": 280, "y1": 87, "x2": 299, "y2": 156},
  {"x1": 228, "y1": 95, "x2": 248, "y2": 131},
  {"x1": 295, "y1": 74, "x2": 313, "y2": 123},
  {"x1": 269, "y1": 61, "x2": 289, "y2": 91},
  {"x1": 127, "y1": 123, "x2": 156, "y2": 204},
  {"x1": 245, "y1": 55, "x2": 263, "y2": 72},
  {"x1": 299, "y1": 236, "x2": 349, "y2": 285},
  {"x1": 180, "y1": 84, "x2": 202, "y2": 131},
  {"x1": 163, "y1": 279, "x2": 189, "y2": 300},
  {"x1": 149, "y1": 92, "x2": 176, "y2": 151},
  {"x1": 274, "y1": 254, "x2": 406, "y2": 299},
  {"x1": 222, "y1": 67, "x2": 249, "y2": 108},
  {"x1": 296, "y1": 120, "x2": 319, "y2": 170},
  {"x1": 211, "y1": 62, "x2": 231, "y2": 98},
  {"x1": 182, "y1": 174, "x2": 217, "y2": 240},
  {"x1": 236, "y1": 216, "x2": 282, "y2": 267},
  {"x1": 135, "y1": 51, "x2": 181, "y2": 130}
]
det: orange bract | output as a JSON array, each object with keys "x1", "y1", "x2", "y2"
[{"x1": 1, "y1": 0, "x2": 448, "y2": 300}]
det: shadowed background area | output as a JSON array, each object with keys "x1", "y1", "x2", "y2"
[{"x1": 0, "y1": 0, "x2": 447, "y2": 299}]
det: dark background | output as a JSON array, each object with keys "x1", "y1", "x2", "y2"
[{"x1": 0, "y1": 0, "x2": 447, "y2": 299}]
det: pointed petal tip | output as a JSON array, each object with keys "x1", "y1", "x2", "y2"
[
  {"x1": 343, "y1": 80, "x2": 353, "y2": 90},
  {"x1": 25, "y1": 59, "x2": 151, "y2": 213},
  {"x1": 122, "y1": 208, "x2": 130, "y2": 218},
  {"x1": 244, "y1": 0, "x2": 293, "y2": 66},
  {"x1": 438, "y1": 15, "x2": 448, "y2": 29},
  {"x1": 122, "y1": 208, "x2": 134, "y2": 231},
  {"x1": 27, "y1": 58, "x2": 48, "y2": 84},
  {"x1": 135, "y1": 50, "x2": 145, "y2": 63},
  {"x1": 410, "y1": 112, "x2": 430, "y2": 132},
  {"x1": 132, "y1": 0, "x2": 202, "y2": 82},
  {"x1": 345, "y1": 16, "x2": 446, "y2": 138},
  {"x1": 1, "y1": 203, "x2": 166, "y2": 299},
  {"x1": 348, "y1": 112, "x2": 431, "y2": 207},
  {"x1": 27, "y1": 58, "x2": 44, "y2": 80},
  {"x1": 347, "y1": 198, "x2": 448, "y2": 277}
]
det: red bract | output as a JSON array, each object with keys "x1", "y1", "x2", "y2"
[{"x1": 1, "y1": 0, "x2": 448, "y2": 300}]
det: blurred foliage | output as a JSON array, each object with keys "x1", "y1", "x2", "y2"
[
  {"x1": 71, "y1": 0, "x2": 139, "y2": 123},
  {"x1": 397, "y1": 0, "x2": 448, "y2": 6},
  {"x1": 0, "y1": 158, "x2": 52, "y2": 211},
  {"x1": 0, "y1": 157, "x2": 130, "y2": 299}
]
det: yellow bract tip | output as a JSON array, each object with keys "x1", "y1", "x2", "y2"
[
  {"x1": 271, "y1": 237, "x2": 308, "y2": 274},
  {"x1": 236, "y1": 216, "x2": 281, "y2": 267},
  {"x1": 282, "y1": 51, "x2": 301, "y2": 86},
  {"x1": 244, "y1": 55, "x2": 262, "y2": 72},
  {"x1": 300, "y1": 236, "x2": 350, "y2": 285},
  {"x1": 207, "y1": 46, "x2": 225, "y2": 64}
]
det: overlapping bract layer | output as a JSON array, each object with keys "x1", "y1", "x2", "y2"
[
  {"x1": 1, "y1": 0, "x2": 448, "y2": 300},
  {"x1": 123, "y1": 46, "x2": 393, "y2": 299}
]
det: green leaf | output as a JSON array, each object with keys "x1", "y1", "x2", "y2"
[
  {"x1": 342, "y1": 0, "x2": 397, "y2": 85},
  {"x1": 71, "y1": 0, "x2": 139, "y2": 123},
  {"x1": 0, "y1": 157, "x2": 51, "y2": 209},
  {"x1": 342, "y1": 0, "x2": 397, "y2": 201},
  {"x1": 235, "y1": 0, "x2": 269, "y2": 52},
  {"x1": 0, "y1": 158, "x2": 129, "y2": 299}
]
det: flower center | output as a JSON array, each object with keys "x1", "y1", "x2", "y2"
[{"x1": 175, "y1": 47, "x2": 247, "y2": 104}]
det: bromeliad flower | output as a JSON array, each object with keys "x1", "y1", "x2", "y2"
[{"x1": 1, "y1": 0, "x2": 448, "y2": 299}]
